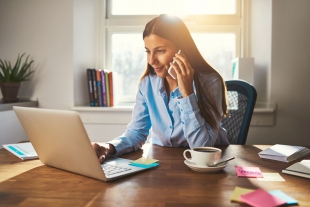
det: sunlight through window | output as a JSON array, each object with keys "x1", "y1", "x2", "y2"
[
  {"x1": 105, "y1": 0, "x2": 241, "y2": 104},
  {"x1": 111, "y1": 0, "x2": 236, "y2": 15}
]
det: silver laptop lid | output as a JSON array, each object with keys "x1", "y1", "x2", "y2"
[{"x1": 13, "y1": 106, "x2": 107, "y2": 181}]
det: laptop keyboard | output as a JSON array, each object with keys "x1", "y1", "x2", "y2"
[{"x1": 102, "y1": 163, "x2": 131, "y2": 176}]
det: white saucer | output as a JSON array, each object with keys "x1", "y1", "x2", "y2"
[{"x1": 184, "y1": 160, "x2": 228, "y2": 173}]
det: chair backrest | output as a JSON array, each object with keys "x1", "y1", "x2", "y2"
[{"x1": 221, "y1": 80, "x2": 257, "y2": 145}]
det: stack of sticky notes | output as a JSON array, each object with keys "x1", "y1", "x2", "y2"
[
  {"x1": 231, "y1": 187, "x2": 298, "y2": 207},
  {"x1": 235, "y1": 166, "x2": 264, "y2": 178},
  {"x1": 235, "y1": 166, "x2": 286, "y2": 181},
  {"x1": 129, "y1": 157, "x2": 159, "y2": 169}
]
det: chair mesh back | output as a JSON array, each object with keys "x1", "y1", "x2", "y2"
[{"x1": 221, "y1": 91, "x2": 248, "y2": 144}]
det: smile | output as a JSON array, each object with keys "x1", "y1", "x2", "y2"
[{"x1": 153, "y1": 66, "x2": 165, "y2": 72}]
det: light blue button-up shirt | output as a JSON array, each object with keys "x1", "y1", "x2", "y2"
[{"x1": 108, "y1": 73, "x2": 228, "y2": 156}]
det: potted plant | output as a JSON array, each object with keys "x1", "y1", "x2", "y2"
[{"x1": 0, "y1": 53, "x2": 34, "y2": 103}]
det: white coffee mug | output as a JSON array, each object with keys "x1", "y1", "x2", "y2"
[{"x1": 183, "y1": 147, "x2": 221, "y2": 167}]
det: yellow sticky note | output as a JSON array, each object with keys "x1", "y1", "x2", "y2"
[
  {"x1": 230, "y1": 187, "x2": 255, "y2": 202},
  {"x1": 133, "y1": 157, "x2": 158, "y2": 165},
  {"x1": 257, "y1": 173, "x2": 285, "y2": 181}
]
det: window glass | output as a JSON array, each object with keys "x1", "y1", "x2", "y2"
[
  {"x1": 191, "y1": 33, "x2": 235, "y2": 80},
  {"x1": 111, "y1": 34, "x2": 146, "y2": 102},
  {"x1": 111, "y1": 0, "x2": 236, "y2": 15},
  {"x1": 105, "y1": 0, "x2": 242, "y2": 104},
  {"x1": 110, "y1": 32, "x2": 235, "y2": 102}
]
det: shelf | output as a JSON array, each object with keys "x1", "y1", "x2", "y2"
[
  {"x1": 72, "y1": 102, "x2": 276, "y2": 113},
  {"x1": 253, "y1": 102, "x2": 276, "y2": 113},
  {"x1": 251, "y1": 102, "x2": 276, "y2": 126},
  {"x1": 72, "y1": 102, "x2": 277, "y2": 127},
  {"x1": 71, "y1": 105, "x2": 133, "y2": 112},
  {"x1": 0, "y1": 99, "x2": 38, "y2": 112}
]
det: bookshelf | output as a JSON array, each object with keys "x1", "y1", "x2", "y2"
[{"x1": 0, "y1": 99, "x2": 38, "y2": 112}]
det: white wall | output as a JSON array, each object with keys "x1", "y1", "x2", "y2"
[
  {"x1": 1, "y1": 0, "x2": 310, "y2": 146},
  {"x1": 250, "y1": 1, "x2": 272, "y2": 102},
  {"x1": 0, "y1": 0, "x2": 75, "y2": 109},
  {"x1": 0, "y1": 0, "x2": 97, "y2": 145},
  {"x1": 270, "y1": 0, "x2": 310, "y2": 145},
  {"x1": 248, "y1": 0, "x2": 310, "y2": 145},
  {"x1": 73, "y1": 0, "x2": 98, "y2": 106},
  {"x1": 0, "y1": 111, "x2": 28, "y2": 144}
]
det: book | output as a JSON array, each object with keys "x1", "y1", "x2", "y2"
[
  {"x1": 108, "y1": 71, "x2": 114, "y2": 106},
  {"x1": 91, "y1": 69, "x2": 98, "y2": 106},
  {"x1": 100, "y1": 69, "x2": 107, "y2": 106},
  {"x1": 3, "y1": 142, "x2": 38, "y2": 160},
  {"x1": 86, "y1": 69, "x2": 95, "y2": 106},
  {"x1": 96, "y1": 69, "x2": 103, "y2": 106},
  {"x1": 258, "y1": 144, "x2": 310, "y2": 162},
  {"x1": 86, "y1": 68, "x2": 114, "y2": 107},
  {"x1": 105, "y1": 71, "x2": 110, "y2": 106},
  {"x1": 282, "y1": 160, "x2": 310, "y2": 179}
]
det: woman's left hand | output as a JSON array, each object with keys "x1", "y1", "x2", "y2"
[{"x1": 170, "y1": 52, "x2": 195, "y2": 97}]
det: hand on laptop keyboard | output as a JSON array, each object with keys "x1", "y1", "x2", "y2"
[{"x1": 92, "y1": 143, "x2": 116, "y2": 163}]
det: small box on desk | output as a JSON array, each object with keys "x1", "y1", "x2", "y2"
[{"x1": 231, "y1": 58, "x2": 254, "y2": 84}]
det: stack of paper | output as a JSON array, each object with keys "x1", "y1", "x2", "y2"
[
  {"x1": 282, "y1": 160, "x2": 310, "y2": 179},
  {"x1": 258, "y1": 144, "x2": 310, "y2": 162}
]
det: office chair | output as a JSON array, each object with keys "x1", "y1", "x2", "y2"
[{"x1": 221, "y1": 80, "x2": 257, "y2": 145}]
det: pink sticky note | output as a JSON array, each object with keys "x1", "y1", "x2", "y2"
[
  {"x1": 240, "y1": 189, "x2": 286, "y2": 207},
  {"x1": 235, "y1": 166, "x2": 263, "y2": 178}
]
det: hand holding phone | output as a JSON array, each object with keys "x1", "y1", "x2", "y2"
[{"x1": 168, "y1": 50, "x2": 181, "y2": 79}]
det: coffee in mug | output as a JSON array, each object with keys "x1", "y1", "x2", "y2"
[{"x1": 183, "y1": 147, "x2": 221, "y2": 167}]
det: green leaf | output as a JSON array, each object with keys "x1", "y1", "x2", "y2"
[
  {"x1": 2, "y1": 61, "x2": 11, "y2": 81},
  {"x1": 17, "y1": 58, "x2": 34, "y2": 81},
  {"x1": 0, "y1": 53, "x2": 35, "y2": 82},
  {"x1": 11, "y1": 53, "x2": 24, "y2": 79}
]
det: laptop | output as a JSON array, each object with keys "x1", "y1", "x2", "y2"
[{"x1": 13, "y1": 106, "x2": 156, "y2": 182}]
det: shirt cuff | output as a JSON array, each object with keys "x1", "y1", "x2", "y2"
[
  {"x1": 106, "y1": 139, "x2": 123, "y2": 156},
  {"x1": 177, "y1": 93, "x2": 204, "y2": 130},
  {"x1": 177, "y1": 93, "x2": 198, "y2": 113}
]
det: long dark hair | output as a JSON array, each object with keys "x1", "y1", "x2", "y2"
[{"x1": 141, "y1": 14, "x2": 227, "y2": 130}]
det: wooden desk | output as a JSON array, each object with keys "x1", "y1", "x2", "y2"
[{"x1": 0, "y1": 145, "x2": 310, "y2": 207}]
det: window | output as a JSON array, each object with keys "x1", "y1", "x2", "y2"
[
  {"x1": 103, "y1": 0, "x2": 244, "y2": 104},
  {"x1": 109, "y1": 0, "x2": 236, "y2": 15}
]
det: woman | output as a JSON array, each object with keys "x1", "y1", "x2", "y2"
[{"x1": 93, "y1": 14, "x2": 229, "y2": 163}]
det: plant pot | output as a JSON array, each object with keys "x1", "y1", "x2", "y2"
[{"x1": 0, "y1": 82, "x2": 21, "y2": 103}]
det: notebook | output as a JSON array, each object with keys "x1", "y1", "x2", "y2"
[
  {"x1": 258, "y1": 144, "x2": 310, "y2": 162},
  {"x1": 2, "y1": 142, "x2": 38, "y2": 160},
  {"x1": 282, "y1": 160, "x2": 310, "y2": 179},
  {"x1": 13, "y1": 106, "x2": 157, "y2": 181}
]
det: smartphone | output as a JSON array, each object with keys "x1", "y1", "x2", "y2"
[{"x1": 168, "y1": 50, "x2": 181, "y2": 79}]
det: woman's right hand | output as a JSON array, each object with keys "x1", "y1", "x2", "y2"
[
  {"x1": 170, "y1": 52, "x2": 195, "y2": 98},
  {"x1": 92, "y1": 143, "x2": 116, "y2": 163}
]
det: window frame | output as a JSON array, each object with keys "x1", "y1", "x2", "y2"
[{"x1": 101, "y1": 0, "x2": 248, "y2": 104}]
